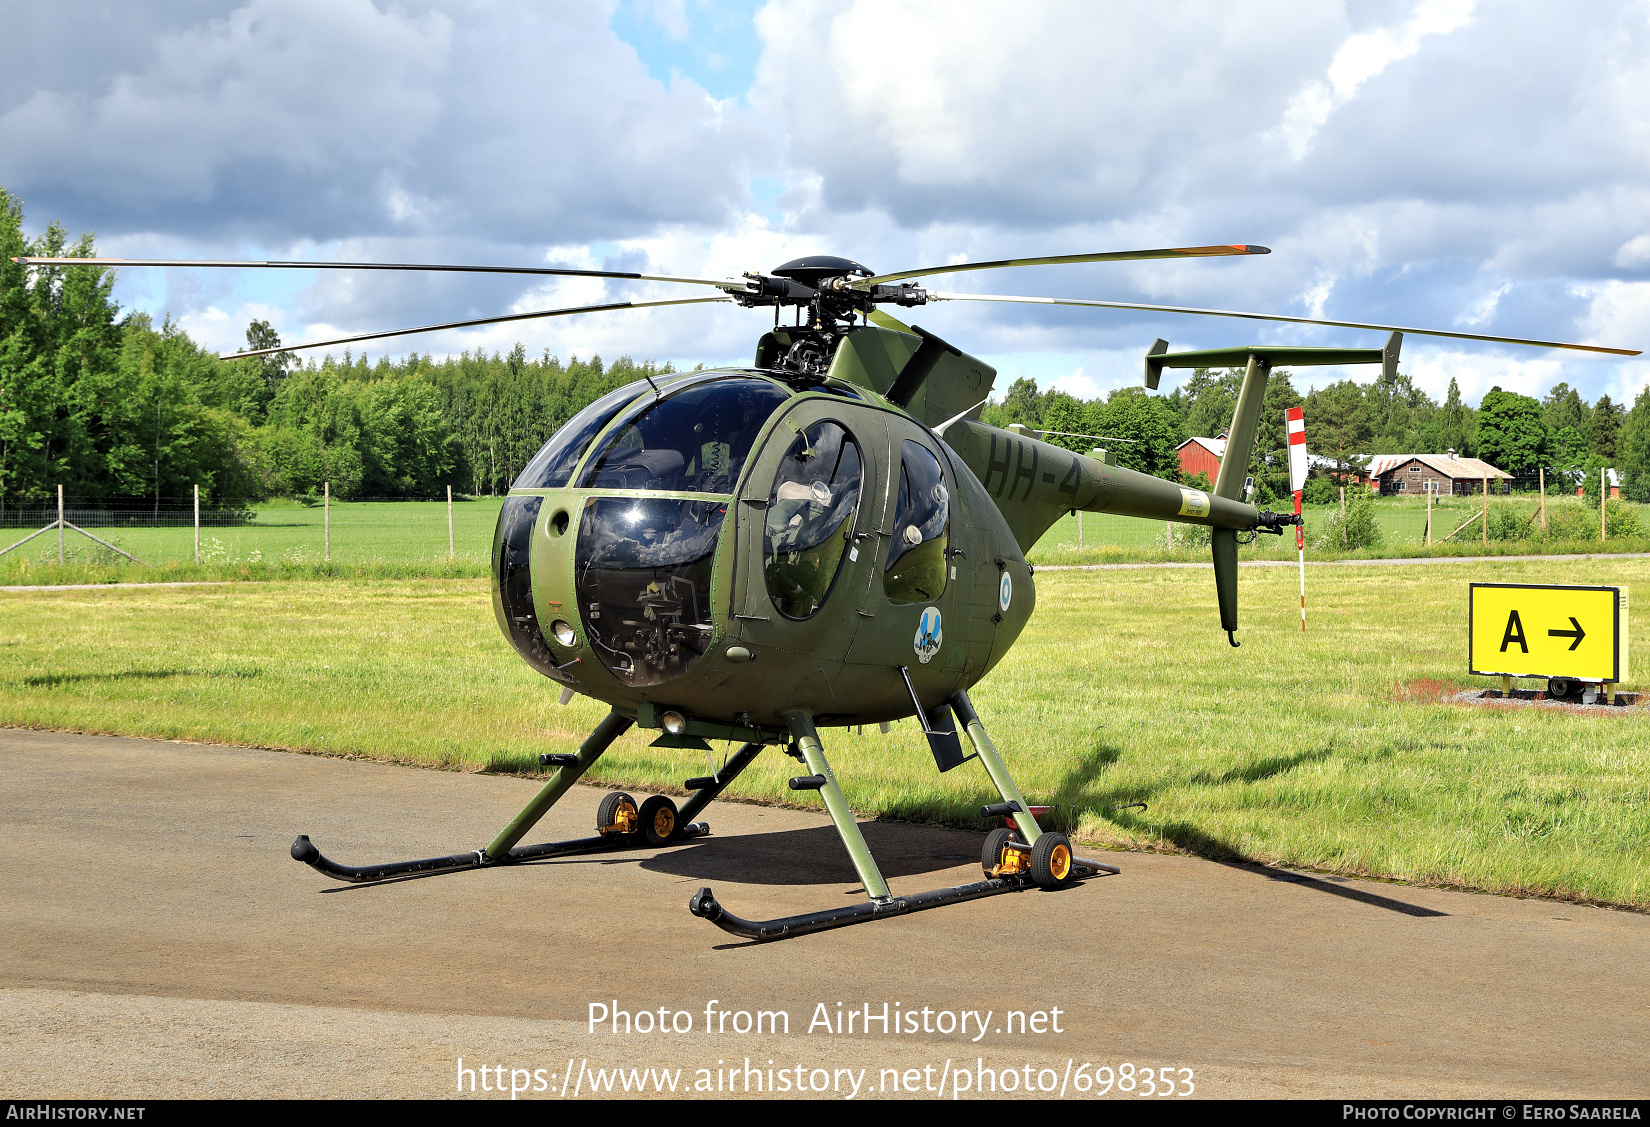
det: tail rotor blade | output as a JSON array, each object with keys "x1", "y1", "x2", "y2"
[
  {"x1": 1287, "y1": 406, "x2": 1308, "y2": 495},
  {"x1": 1289, "y1": 406, "x2": 1308, "y2": 632}
]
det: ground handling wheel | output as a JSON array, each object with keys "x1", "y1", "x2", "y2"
[
  {"x1": 596, "y1": 792, "x2": 639, "y2": 837},
  {"x1": 981, "y1": 826, "x2": 1027, "y2": 879},
  {"x1": 1029, "y1": 831, "x2": 1078, "y2": 890},
  {"x1": 638, "y1": 795, "x2": 678, "y2": 847}
]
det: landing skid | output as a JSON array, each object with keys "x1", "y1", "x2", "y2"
[
  {"x1": 291, "y1": 821, "x2": 711, "y2": 884},
  {"x1": 290, "y1": 709, "x2": 760, "y2": 886},
  {"x1": 289, "y1": 696, "x2": 1122, "y2": 941},
  {"x1": 685, "y1": 692, "x2": 1122, "y2": 940},
  {"x1": 688, "y1": 854, "x2": 1119, "y2": 942}
]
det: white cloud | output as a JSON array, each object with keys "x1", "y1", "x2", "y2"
[
  {"x1": 1615, "y1": 234, "x2": 1650, "y2": 269},
  {"x1": 1402, "y1": 346, "x2": 1570, "y2": 404},
  {"x1": 1575, "y1": 280, "x2": 1650, "y2": 357},
  {"x1": 1456, "y1": 282, "x2": 1511, "y2": 327},
  {"x1": 1272, "y1": 0, "x2": 1476, "y2": 159},
  {"x1": 6, "y1": 0, "x2": 1650, "y2": 405}
]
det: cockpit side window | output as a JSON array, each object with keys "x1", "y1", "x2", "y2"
[
  {"x1": 577, "y1": 377, "x2": 791, "y2": 494},
  {"x1": 764, "y1": 421, "x2": 862, "y2": 619},
  {"x1": 883, "y1": 439, "x2": 949, "y2": 604}
]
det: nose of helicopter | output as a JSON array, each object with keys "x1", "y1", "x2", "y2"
[
  {"x1": 571, "y1": 495, "x2": 727, "y2": 687},
  {"x1": 492, "y1": 371, "x2": 796, "y2": 693}
]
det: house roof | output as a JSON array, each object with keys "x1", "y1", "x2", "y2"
[
  {"x1": 1368, "y1": 454, "x2": 1512, "y2": 480},
  {"x1": 1176, "y1": 436, "x2": 1227, "y2": 458}
]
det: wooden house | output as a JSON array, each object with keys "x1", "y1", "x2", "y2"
[{"x1": 1369, "y1": 453, "x2": 1512, "y2": 496}]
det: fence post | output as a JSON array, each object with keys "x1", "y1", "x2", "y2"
[
  {"x1": 58, "y1": 484, "x2": 64, "y2": 565},
  {"x1": 194, "y1": 484, "x2": 200, "y2": 564},
  {"x1": 324, "y1": 481, "x2": 330, "y2": 562},
  {"x1": 447, "y1": 484, "x2": 454, "y2": 560},
  {"x1": 1538, "y1": 466, "x2": 1546, "y2": 532},
  {"x1": 1481, "y1": 476, "x2": 1488, "y2": 545},
  {"x1": 1425, "y1": 481, "x2": 1433, "y2": 546},
  {"x1": 1602, "y1": 467, "x2": 1608, "y2": 541}
]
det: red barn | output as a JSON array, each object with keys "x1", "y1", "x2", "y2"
[{"x1": 1176, "y1": 434, "x2": 1225, "y2": 482}]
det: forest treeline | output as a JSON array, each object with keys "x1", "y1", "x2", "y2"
[
  {"x1": 985, "y1": 358, "x2": 1649, "y2": 503},
  {"x1": 1, "y1": 191, "x2": 671, "y2": 508},
  {"x1": 5, "y1": 191, "x2": 1649, "y2": 509}
]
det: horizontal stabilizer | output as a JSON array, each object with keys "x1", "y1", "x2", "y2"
[{"x1": 1144, "y1": 344, "x2": 1386, "y2": 372}]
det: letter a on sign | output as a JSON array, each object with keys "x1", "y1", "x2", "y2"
[{"x1": 1500, "y1": 610, "x2": 1528, "y2": 653}]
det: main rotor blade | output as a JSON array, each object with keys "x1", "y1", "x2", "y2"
[
  {"x1": 220, "y1": 295, "x2": 733, "y2": 359},
  {"x1": 855, "y1": 245, "x2": 1269, "y2": 289},
  {"x1": 927, "y1": 291, "x2": 1642, "y2": 357},
  {"x1": 11, "y1": 256, "x2": 743, "y2": 290}
]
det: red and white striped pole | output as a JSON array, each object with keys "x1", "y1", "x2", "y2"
[{"x1": 1287, "y1": 406, "x2": 1308, "y2": 632}]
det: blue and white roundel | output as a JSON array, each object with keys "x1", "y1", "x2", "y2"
[
  {"x1": 913, "y1": 606, "x2": 943, "y2": 664},
  {"x1": 998, "y1": 570, "x2": 1013, "y2": 614}
]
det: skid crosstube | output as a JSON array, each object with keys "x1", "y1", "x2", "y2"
[{"x1": 290, "y1": 823, "x2": 710, "y2": 885}]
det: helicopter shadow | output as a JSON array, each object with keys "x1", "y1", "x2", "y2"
[
  {"x1": 1044, "y1": 744, "x2": 1446, "y2": 918},
  {"x1": 634, "y1": 821, "x2": 974, "y2": 887}
]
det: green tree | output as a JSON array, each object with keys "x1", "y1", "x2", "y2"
[
  {"x1": 1547, "y1": 424, "x2": 1591, "y2": 491},
  {"x1": 983, "y1": 376, "x2": 1051, "y2": 429},
  {"x1": 1438, "y1": 377, "x2": 1475, "y2": 455},
  {"x1": 1591, "y1": 394, "x2": 1623, "y2": 460},
  {"x1": 1304, "y1": 380, "x2": 1372, "y2": 485},
  {"x1": 1090, "y1": 387, "x2": 1180, "y2": 478},
  {"x1": 1367, "y1": 369, "x2": 1439, "y2": 453},
  {"x1": 1183, "y1": 366, "x2": 1241, "y2": 440},
  {"x1": 1617, "y1": 387, "x2": 1650, "y2": 502},
  {"x1": 1580, "y1": 454, "x2": 1612, "y2": 505},
  {"x1": 1542, "y1": 382, "x2": 1590, "y2": 444},
  {"x1": 1252, "y1": 371, "x2": 1303, "y2": 501},
  {"x1": 1474, "y1": 386, "x2": 1548, "y2": 474},
  {"x1": 1039, "y1": 392, "x2": 1089, "y2": 452}
]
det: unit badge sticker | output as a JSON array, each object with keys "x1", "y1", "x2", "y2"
[{"x1": 914, "y1": 606, "x2": 943, "y2": 664}]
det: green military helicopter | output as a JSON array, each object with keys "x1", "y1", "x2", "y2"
[{"x1": 19, "y1": 246, "x2": 1638, "y2": 940}]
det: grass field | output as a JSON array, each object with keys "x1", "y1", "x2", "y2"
[
  {"x1": 1, "y1": 497, "x2": 506, "y2": 573},
  {"x1": 3, "y1": 558, "x2": 1646, "y2": 908},
  {"x1": 6, "y1": 492, "x2": 1649, "y2": 584}
]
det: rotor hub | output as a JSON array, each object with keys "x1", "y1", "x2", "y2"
[{"x1": 770, "y1": 255, "x2": 873, "y2": 288}]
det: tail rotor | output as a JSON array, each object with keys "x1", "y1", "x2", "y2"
[{"x1": 1287, "y1": 406, "x2": 1308, "y2": 631}]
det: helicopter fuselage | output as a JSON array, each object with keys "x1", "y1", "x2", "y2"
[{"x1": 493, "y1": 366, "x2": 1035, "y2": 731}]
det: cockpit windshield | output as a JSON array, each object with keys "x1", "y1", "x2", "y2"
[
  {"x1": 577, "y1": 376, "x2": 791, "y2": 494},
  {"x1": 575, "y1": 497, "x2": 726, "y2": 687},
  {"x1": 512, "y1": 381, "x2": 648, "y2": 491}
]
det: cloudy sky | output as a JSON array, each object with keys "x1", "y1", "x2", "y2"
[{"x1": 4, "y1": 0, "x2": 1648, "y2": 406}]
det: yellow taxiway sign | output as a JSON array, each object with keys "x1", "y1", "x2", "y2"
[{"x1": 1468, "y1": 583, "x2": 1629, "y2": 682}]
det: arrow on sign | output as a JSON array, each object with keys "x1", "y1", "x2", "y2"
[{"x1": 1548, "y1": 617, "x2": 1586, "y2": 650}]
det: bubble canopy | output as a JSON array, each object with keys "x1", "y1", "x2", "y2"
[
  {"x1": 576, "y1": 375, "x2": 793, "y2": 494},
  {"x1": 501, "y1": 372, "x2": 872, "y2": 688}
]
